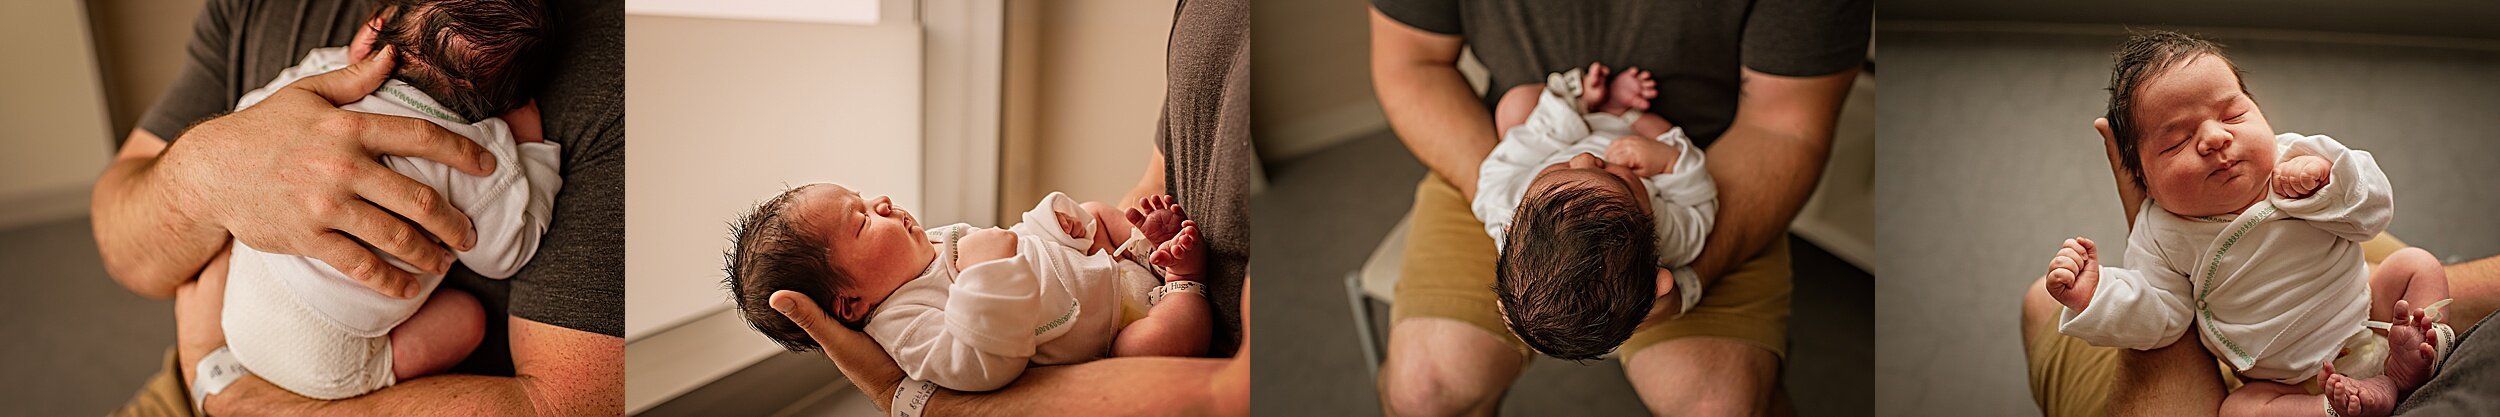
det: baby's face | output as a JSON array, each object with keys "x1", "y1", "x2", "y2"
[
  {"x1": 1527, "y1": 153, "x2": 1652, "y2": 216},
  {"x1": 2129, "y1": 54, "x2": 2278, "y2": 217},
  {"x1": 794, "y1": 184, "x2": 934, "y2": 317}
]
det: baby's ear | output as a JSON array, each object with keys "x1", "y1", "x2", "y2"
[{"x1": 2093, "y1": 118, "x2": 2117, "y2": 144}]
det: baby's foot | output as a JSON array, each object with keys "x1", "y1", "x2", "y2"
[
  {"x1": 2324, "y1": 362, "x2": 2398, "y2": 417},
  {"x1": 2383, "y1": 301, "x2": 2440, "y2": 393},
  {"x1": 1123, "y1": 195, "x2": 1190, "y2": 245},
  {"x1": 1603, "y1": 66, "x2": 1657, "y2": 114},
  {"x1": 1579, "y1": 62, "x2": 1612, "y2": 111},
  {"x1": 1149, "y1": 221, "x2": 1206, "y2": 279}
]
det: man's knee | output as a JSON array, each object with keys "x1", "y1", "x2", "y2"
[
  {"x1": 1379, "y1": 365, "x2": 1497, "y2": 417},
  {"x1": 1380, "y1": 320, "x2": 1515, "y2": 417}
]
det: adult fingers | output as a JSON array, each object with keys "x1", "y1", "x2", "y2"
[
  {"x1": 330, "y1": 199, "x2": 454, "y2": 276},
  {"x1": 354, "y1": 164, "x2": 478, "y2": 251},
  {"x1": 292, "y1": 45, "x2": 401, "y2": 105},
  {"x1": 770, "y1": 290, "x2": 848, "y2": 349},
  {"x1": 351, "y1": 112, "x2": 497, "y2": 176},
  {"x1": 303, "y1": 232, "x2": 417, "y2": 298}
]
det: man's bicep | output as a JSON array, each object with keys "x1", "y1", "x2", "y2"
[
  {"x1": 1730, "y1": 67, "x2": 1856, "y2": 144},
  {"x1": 509, "y1": 317, "x2": 624, "y2": 416},
  {"x1": 1368, "y1": 7, "x2": 1464, "y2": 69}
]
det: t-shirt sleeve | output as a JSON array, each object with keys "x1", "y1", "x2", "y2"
[
  {"x1": 1739, "y1": 0, "x2": 1871, "y2": 77},
  {"x1": 1370, "y1": 0, "x2": 1462, "y2": 35},
  {"x1": 135, "y1": 0, "x2": 246, "y2": 145},
  {"x1": 505, "y1": 1, "x2": 626, "y2": 338}
]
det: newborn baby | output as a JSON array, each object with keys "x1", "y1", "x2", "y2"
[
  {"x1": 214, "y1": 0, "x2": 560, "y2": 401},
  {"x1": 1472, "y1": 63, "x2": 1718, "y2": 360},
  {"x1": 2044, "y1": 31, "x2": 2451, "y2": 417},
  {"x1": 726, "y1": 184, "x2": 1213, "y2": 391}
]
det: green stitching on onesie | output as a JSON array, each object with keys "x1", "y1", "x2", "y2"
[{"x1": 2196, "y1": 204, "x2": 2278, "y2": 364}]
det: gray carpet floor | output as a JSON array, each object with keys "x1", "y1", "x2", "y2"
[
  {"x1": 1876, "y1": 28, "x2": 2500, "y2": 416},
  {"x1": 1251, "y1": 131, "x2": 1874, "y2": 416},
  {"x1": 0, "y1": 216, "x2": 176, "y2": 415}
]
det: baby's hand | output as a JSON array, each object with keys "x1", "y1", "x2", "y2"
[
  {"x1": 2272, "y1": 155, "x2": 2332, "y2": 199},
  {"x1": 1054, "y1": 211, "x2": 1088, "y2": 240},
  {"x1": 1603, "y1": 66, "x2": 1657, "y2": 114},
  {"x1": 2044, "y1": 237, "x2": 2102, "y2": 312},
  {"x1": 1604, "y1": 135, "x2": 1680, "y2": 177},
  {"x1": 502, "y1": 100, "x2": 544, "y2": 144}
]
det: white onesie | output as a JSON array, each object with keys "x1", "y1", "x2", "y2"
[
  {"x1": 220, "y1": 47, "x2": 563, "y2": 400},
  {"x1": 1472, "y1": 68, "x2": 1718, "y2": 314},
  {"x1": 2058, "y1": 133, "x2": 2390, "y2": 383},
  {"x1": 865, "y1": 192, "x2": 1164, "y2": 392}
]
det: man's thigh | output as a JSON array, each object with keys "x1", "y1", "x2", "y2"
[
  {"x1": 1381, "y1": 174, "x2": 1529, "y2": 416},
  {"x1": 1623, "y1": 337, "x2": 1781, "y2": 417}
]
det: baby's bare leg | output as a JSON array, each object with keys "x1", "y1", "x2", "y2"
[
  {"x1": 1627, "y1": 111, "x2": 1676, "y2": 141},
  {"x1": 1079, "y1": 201, "x2": 1133, "y2": 254},
  {"x1": 389, "y1": 287, "x2": 485, "y2": 381},
  {"x1": 2220, "y1": 381, "x2": 2331, "y2": 417},
  {"x1": 1493, "y1": 84, "x2": 1546, "y2": 137},
  {"x1": 2370, "y1": 248, "x2": 2451, "y2": 321},
  {"x1": 1111, "y1": 291, "x2": 1213, "y2": 358}
]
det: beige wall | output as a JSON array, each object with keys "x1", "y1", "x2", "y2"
[
  {"x1": 998, "y1": 0, "x2": 1176, "y2": 225},
  {"x1": 0, "y1": 0, "x2": 116, "y2": 228},
  {"x1": 86, "y1": 0, "x2": 204, "y2": 137},
  {"x1": 1249, "y1": 0, "x2": 1380, "y2": 162},
  {"x1": 623, "y1": 12, "x2": 924, "y2": 338}
]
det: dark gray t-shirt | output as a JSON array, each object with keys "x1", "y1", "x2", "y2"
[
  {"x1": 135, "y1": 0, "x2": 624, "y2": 375},
  {"x1": 1160, "y1": 0, "x2": 1250, "y2": 356},
  {"x1": 1371, "y1": 0, "x2": 1869, "y2": 146}
]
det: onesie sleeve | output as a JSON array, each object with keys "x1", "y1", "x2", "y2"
[
  {"x1": 1643, "y1": 127, "x2": 1717, "y2": 268},
  {"x1": 430, "y1": 119, "x2": 563, "y2": 279},
  {"x1": 2268, "y1": 134, "x2": 2392, "y2": 242},
  {"x1": 1474, "y1": 84, "x2": 1594, "y2": 248},
  {"x1": 867, "y1": 257, "x2": 1044, "y2": 392},
  {"x1": 2058, "y1": 214, "x2": 2197, "y2": 350},
  {"x1": 1008, "y1": 192, "x2": 1096, "y2": 252}
]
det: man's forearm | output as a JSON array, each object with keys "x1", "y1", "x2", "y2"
[
  {"x1": 1686, "y1": 124, "x2": 1829, "y2": 284},
  {"x1": 2109, "y1": 332, "x2": 2226, "y2": 417},
  {"x1": 1373, "y1": 63, "x2": 1499, "y2": 200},
  {"x1": 1369, "y1": 8, "x2": 1497, "y2": 200},
  {"x1": 210, "y1": 373, "x2": 532, "y2": 417},
  {"x1": 91, "y1": 131, "x2": 228, "y2": 299},
  {"x1": 925, "y1": 356, "x2": 1229, "y2": 417}
]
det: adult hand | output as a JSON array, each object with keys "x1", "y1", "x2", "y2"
[
  {"x1": 153, "y1": 45, "x2": 496, "y2": 298},
  {"x1": 771, "y1": 291, "x2": 907, "y2": 411}
]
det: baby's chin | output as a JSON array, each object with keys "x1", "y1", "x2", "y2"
[{"x1": 2154, "y1": 180, "x2": 2266, "y2": 217}]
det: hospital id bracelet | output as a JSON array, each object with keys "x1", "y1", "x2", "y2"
[
  {"x1": 891, "y1": 378, "x2": 936, "y2": 417},
  {"x1": 1150, "y1": 280, "x2": 1207, "y2": 306},
  {"x1": 192, "y1": 346, "x2": 251, "y2": 416}
]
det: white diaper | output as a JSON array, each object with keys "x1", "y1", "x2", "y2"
[{"x1": 222, "y1": 243, "x2": 398, "y2": 400}]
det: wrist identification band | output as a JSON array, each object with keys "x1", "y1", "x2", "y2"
[
  {"x1": 1149, "y1": 281, "x2": 1207, "y2": 306},
  {"x1": 1670, "y1": 267, "x2": 1705, "y2": 318},
  {"x1": 192, "y1": 346, "x2": 251, "y2": 416},
  {"x1": 891, "y1": 378, "x2": 936, "y2": 417}
]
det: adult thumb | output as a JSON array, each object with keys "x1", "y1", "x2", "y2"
[{"x1": 294, "y1": 44, "x2": 400, "y2": 105}]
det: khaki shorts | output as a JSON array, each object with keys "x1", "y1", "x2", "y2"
[
  {"x1": 2023, "y1": 233, "x2": 2410, "y2": 417},
  {"x1": 1387, "y1": 174, "x2": 1793, "y2": 361}
]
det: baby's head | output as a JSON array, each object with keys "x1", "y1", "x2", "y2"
[
  {"x1": 355, "y1": 0, "x2": 553, "y2": 122},
  {"x1": 725, "y1": 184, "x2": 934, "y2": 351},
  {"x1": 1497, "y1": 153, "x2": 1661, "y2": 361},
  {"x1": 2104, "y1": 30, "x2": 2280, "y2": 217}
]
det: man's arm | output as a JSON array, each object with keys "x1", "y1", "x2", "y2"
[
  {"x1": 91, "y1": 130, "x2": 229, "y2": 299},
  {"x1": 203, "y1": 318, "x2": 624, "y2": 416},
  {"x1": 1682, "y1": 67, "x2": 1856, "y2": 285},
  {"x1": 91, "y1": 47, "x2": 492, "y2": 300},
  {"x1": 770, "y1": 291, "x2": 1239, "y2": 417},
  {"x1": 1368, "y1": 7, "x2": 1498, "y2": 200},
  {"x1": 1119, "y1": 150, "x2": 1169, "y2": 215}
]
